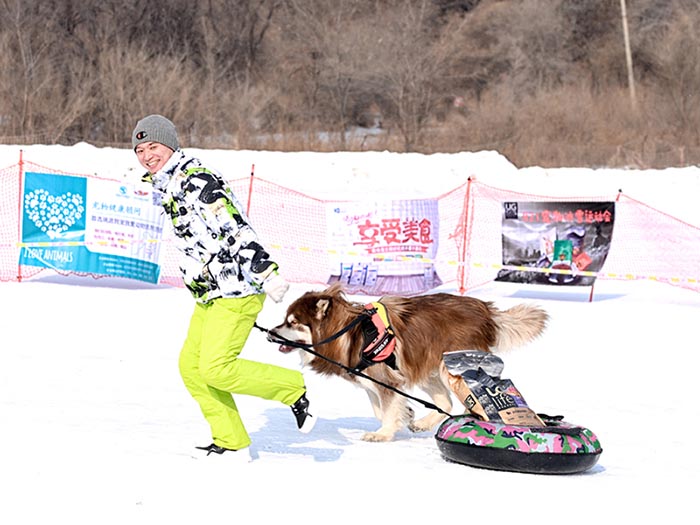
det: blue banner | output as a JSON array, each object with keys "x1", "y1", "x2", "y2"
[{"x1": 20, "y1": 172, "x2": 165, "y2": 283}]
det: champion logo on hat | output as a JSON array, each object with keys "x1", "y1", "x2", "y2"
[{"x1": 136, "y1": 131, "x2": 148, "y2": 140}]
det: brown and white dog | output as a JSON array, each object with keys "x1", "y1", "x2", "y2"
[{"x1": 268, "y1": 283, "x2": 548, "y2": 442}]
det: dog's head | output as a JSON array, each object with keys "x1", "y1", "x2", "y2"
[{"x1": 267, "y1": 283, "x2": 352, "y2": 356}]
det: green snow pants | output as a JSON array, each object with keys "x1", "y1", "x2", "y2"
[{"x1": 178, "y1": 294, "x2": 306, "y2": 450}]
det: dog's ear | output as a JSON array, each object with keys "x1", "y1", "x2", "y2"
[{"x1": 315, "y1": 298, "x2": 331, "y2": 319}]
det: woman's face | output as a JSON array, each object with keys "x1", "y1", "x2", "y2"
[{"x1": 135, "y1": 141, "x2": 174, "y2": 174}]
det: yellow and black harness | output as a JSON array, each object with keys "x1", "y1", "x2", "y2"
[{"x1": 353, "y1": 302, "x2": 397, "y2": 373}]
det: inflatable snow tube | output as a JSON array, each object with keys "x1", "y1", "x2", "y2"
[{"x1": 435, "y1": 414, "x2": 602, "y2": 475}]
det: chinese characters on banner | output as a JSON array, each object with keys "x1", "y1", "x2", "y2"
[
  {"x1": 326, "y1": 199, "x2": 442, "y2": 294},
  {"x1": 19, "y1": 171, "x2": 165, "y2": 283},
  {"x1": 496, "y1": 201, "x2": 615, "y2": 286}
]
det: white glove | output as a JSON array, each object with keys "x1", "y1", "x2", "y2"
[{"x1": 262, "y1": 272, "x2": 289, "y2": 303}]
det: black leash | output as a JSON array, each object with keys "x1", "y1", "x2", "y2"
[{"x1": 254, "y1": 322, "x2": 453, "y2": 417}]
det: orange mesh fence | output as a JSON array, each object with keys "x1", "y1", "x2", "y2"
[
  {"x1": 604, "y1": 193, "x2": 700, "y2": 290},
  {"x1": 0, "y1": 162, "x2": 20, "y2": 282},
  {"x1": 232, "y1": 178, "x2": 469, "y2": 290},
  {"x1": 1, "y1": 155, "x2": 699, "y2": 296},
  {"x1": 1, "y1": 158, "x2": 109, "y2": 282},
  {"x1": 463, "y1": 179, "x2": 700, "y2": 292},
  {"x1": 236, "y1": 177, "x2": 331, "y2": 285},
  {"x1": 434, "y1": 183, "x2": 470, "y2": 290},
  {"x1": 461, "y1": 180, "x2": 617, "y2": 290}
]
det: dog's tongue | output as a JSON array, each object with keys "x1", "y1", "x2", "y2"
[{"x1": 278, "y1": 344, "x2": 294, "y2": 354}]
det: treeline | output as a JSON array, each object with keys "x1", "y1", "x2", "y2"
[{"x1": 1, "y1": 0, "x2": 699, "y2": 168}]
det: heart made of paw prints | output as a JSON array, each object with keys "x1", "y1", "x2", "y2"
[{"x1": 24, "y1": 189, "x2": 85, "y2": 239}]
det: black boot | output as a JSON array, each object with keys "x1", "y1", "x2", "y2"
[
  {"x1": 291, "y1": 392, "x2": 316, "y2": 433},
  {"x1": 195, "y1": 443, "x2": 233, "y2": 455},
  {"x1": 195, "y1": 443, "x2": 252, "y2": 462}
]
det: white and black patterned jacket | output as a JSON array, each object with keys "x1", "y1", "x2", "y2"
[{"x1": 143, "y1": 149, "x2": 279, "y2": 303}]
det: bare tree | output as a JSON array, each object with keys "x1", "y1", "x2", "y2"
[
  {"x1": 197, "y1": 0, "x2": 281, "y2": 83},
  {"x1": 365, "y1": 0, "x2": 469, "y2": 151},
  {"x1": 272, "y1": 0, "x2": 380, "y2": 147},
  {"x1": 2, "y1": 0, "x2": 700, "y2": 167},
  {"x1": 644, "y1": 3, "x2": 700, "y2": 141},
  {"x1": 0, "y1": 0, "x2": 54, "y2": 139}
]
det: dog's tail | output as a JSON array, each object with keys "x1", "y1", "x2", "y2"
[{"x1": 492, "y1": 304, "x2": 549, "y2": 352}]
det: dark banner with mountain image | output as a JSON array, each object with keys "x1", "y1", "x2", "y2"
[{"x1": 496, "y1": 201, "x2": 615, "y2": 286}]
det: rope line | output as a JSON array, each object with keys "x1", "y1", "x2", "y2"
[
  {"x1": 12, "y1": 238, "x2": 699, "y2": 286},
  {"x1": 254, "y1": 322, "x2": 453, "y2": 417}
]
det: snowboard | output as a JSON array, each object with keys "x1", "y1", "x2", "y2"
[{"x1": 442, "y1": 349, "x2": 504, "y2": 378}]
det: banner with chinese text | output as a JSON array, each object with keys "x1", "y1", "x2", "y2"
[
  {"x1": 495, "y1": 201, "x2": 615, "y2": 286},
  {"x1": 326, "y1": 199, "x2": 442, "y2": 294},
  {"x1": 19, "y1": 171, "x2": 165, "y2": 283}
]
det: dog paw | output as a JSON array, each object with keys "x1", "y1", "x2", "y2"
[
  {"x1": 409, "y1": 413, "x2": 448, "y2": 433},
  {"x1": 361, "y1": 431, "x2": 394, "y2": 442},
  {"x1": 408, "y1": 421, "x2": 433, "y2": 433}
]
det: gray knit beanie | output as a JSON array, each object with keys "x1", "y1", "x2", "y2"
[{"x1": 132, "y1": 114, "x2": 179, "y2": 151}]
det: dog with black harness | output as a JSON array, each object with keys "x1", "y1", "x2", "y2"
[{"x1": 267, "y1": 283, "x2": 549, "y2": 442}]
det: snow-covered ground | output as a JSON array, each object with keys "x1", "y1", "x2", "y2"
[{"x1": 1, "y1": 144, "x2": 698, "y2": 524}]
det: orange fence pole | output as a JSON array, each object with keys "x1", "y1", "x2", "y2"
[
  {"x1": 16, "y1": 149, "x2": 24, "y2": 282},
  {"x1": 246, "y1": 163, "x2": 255, "y2": 216},
  {"x1": 457, "y1": 177, "x2": 473, "y2": 294}
]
